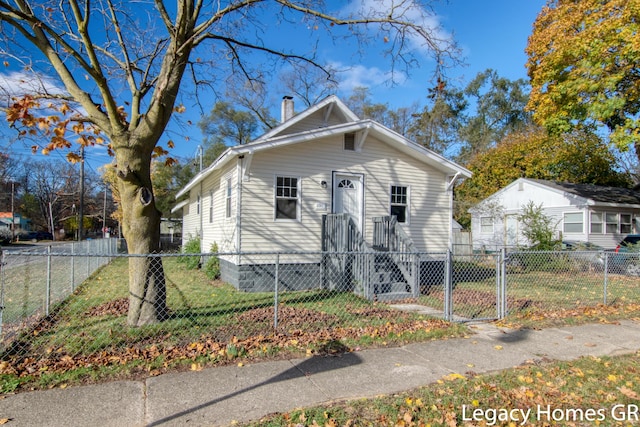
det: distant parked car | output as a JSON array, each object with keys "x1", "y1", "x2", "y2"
[
  {"x1": 614, "y1": 234, "x2": 640, "y2": 252},
  {"x1": 19, "y1": 231, "x2": 53, "y2": 242},
  {"x1": 609, "y1": 235, "x2": 640, "y2": 275}
]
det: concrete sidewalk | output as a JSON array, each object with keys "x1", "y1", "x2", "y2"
[{"x1": 1, "y1": 320, "x2": 639, "y2": 427}]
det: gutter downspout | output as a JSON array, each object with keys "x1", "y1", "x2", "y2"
[
  {"x1": 446, "y1": 172, "x2": 461, "y2": 252},
  {"x1": 200, "y1": 181, "x2": 204, "y2": 252},
  {"x1": 236, "y1": 157, "x2": 243, "y2": 257}
]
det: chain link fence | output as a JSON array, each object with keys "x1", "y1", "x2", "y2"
[
  {"x1": 1, "y1": 245, "x2": 639, "y2": 387},
  {"x1": 0, "y1": 239, "x2": 122, "y2": 346}
]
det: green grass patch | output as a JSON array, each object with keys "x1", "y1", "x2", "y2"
[{"x1": 0, "y1": 257, "x2": 466, "y2": 392}]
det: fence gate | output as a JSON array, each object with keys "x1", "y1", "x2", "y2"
[{"x1": 447, "y1": 252, "x2": 504, "y2": 322}]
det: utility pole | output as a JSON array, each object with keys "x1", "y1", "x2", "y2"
[{"x1": 78, "y1": 145, "x2": 84, "y2": 241}]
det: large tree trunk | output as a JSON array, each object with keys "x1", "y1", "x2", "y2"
[{"x1": 116, "y1": 146, "x2": 168, "y2": 327}]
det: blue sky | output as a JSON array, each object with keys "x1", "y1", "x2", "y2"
[{"x1": 0, "y1": 0, "x2": 548, "y2": 172}]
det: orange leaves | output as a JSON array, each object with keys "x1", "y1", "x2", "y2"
[{"x1": 5, "y1": 95, "x2": 116, "y2": 159}]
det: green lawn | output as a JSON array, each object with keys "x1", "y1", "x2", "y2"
[{"x1": 0, "y1": 257, "x2": 467, "y2": 393}]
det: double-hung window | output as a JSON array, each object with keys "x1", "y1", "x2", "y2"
[
  {"x1": 275, "y1": 176, "x2": 299, "y2": 220},
  {"x1": 590, "y1": 212, "x2": 603, "y2": 233},
  {"x1": 225, "y1": 178, "x2": 232, "y2": 218},
  {"x1": 480, "y1": 217, "x2": 493, "y2": 234},
  {"x1": 209, "y1": 191, "x2": 214, "y2": 223},
  {"x1": 563, "y1": 212, "x2": 583, "y2": 233},
  {"x1": 605, "y1": 213, "x2": 618, "y2": 233},
  {"x1": 620, "y1": 214, "x2": 632, "y2": 234},
  {"x1": 390, "y1": 185, "x2": 409, "y2": 223}
]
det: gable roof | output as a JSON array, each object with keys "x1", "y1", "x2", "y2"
[
  {"x1": 475, "y1": 178, "x2": 640, "y2": 210},
  {"x1": 176, "y1": 95, "x2": 471, "y2": 199},
  {"x1": 527, "y1": 179, "x2": 640, "y2": 206}
]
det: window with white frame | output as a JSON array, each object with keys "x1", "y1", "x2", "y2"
[
  {"x1": 621, "y1": 213, "x2": 632, "y2": 234},
  {"x1": 606, "y1": 213, "x2": 618, "y2": 233},
  {"x1": 480, "y1": 216, "x2": 493, "y2": 234},
  {"x1": 590, "y1": 212, "x2": 603, "y2": 233},
  {"x1": 209, "y1": 190, "x2": 214, "y2": 223},
  {"x1": 563, "y1": 212, "x2": 583, "y2": 233},
  {"x1": 275, "y1": 176, "x2": 299, "y2": 220},
  {"x1": 225, "y1": 178, "x2": 232, "y2": 218},
  {"x1": 344, "y1": 133, "x2": 355, "y2": 151},
  {"x1": 390, "y1": 185, "x2": 408, "y2": 223},
  {"x1": 196, "y1": 193, "x2": 201, "y2": 215}
]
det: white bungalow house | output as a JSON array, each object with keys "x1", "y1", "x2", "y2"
[
  {"x1": 470, "y1": 178, "x2": 640, "y2": 251},
  {"x1": 175, "y1": 95, "x2": 471, "y2": 294}
]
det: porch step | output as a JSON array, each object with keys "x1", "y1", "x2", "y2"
[{"x1": 376, "y1": 291, "x2": 414, "y2": 302}]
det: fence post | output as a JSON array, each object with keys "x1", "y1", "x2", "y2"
[
  {"x1": 603, "y1": 251, "x2": 609, "y2": 305},
  {"x1": 274, "y1": 253, "x2": 279, "y2": 329},
  {"x1": 499, "y1": 249, "x2": 507, "y2": 319},
  {"x1": 411, "y1": 253, "x2": 419, "y2": 298},
  {"x1": 46, "y1": 245, "x2": 52, "y2": 316},
  {"x1": 71, "y1": 242, "x2": 76, "y2": 291},
  {"x1": 444, "y1": 250, "x2": 452, "y2": 321},
  {"x1": 0, "y1": 249, "x2": 5, "y2": 342},
  {"x1": 86, "y1": 241, "x2": 90, "y2": 279}
]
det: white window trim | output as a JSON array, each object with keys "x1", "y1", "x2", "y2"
[
  {"x1": 274, "y1": 175, "x2": 301, "y2": 222},
  {"x1": 562, "y1": 211, "x2": 584, "y2": 234},
  {"x1": 480, "y1": 216, "x2": 493, "y2": 234},
  {"x1": 208, "y1": 190, "x2": 214, "y2": 223},
  {"x1": 590, "y1": 211, "x2": 603, "y2": 234},
  {"x1": 590, "y1": 211, "x2": 635, "y2": 234},
  {"x1": 224, "y1": 176, "x2": 233, "y2": 220},
  {"x1": 389, "y1": 184, "x2": 410, "y2": 225}
]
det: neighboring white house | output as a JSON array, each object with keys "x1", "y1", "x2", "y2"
[
  {"x1": 174, "y1": 95, "x2": 471, "y2": 291},
  {"x1": 470, "y1": 178, "x2": 640, "y2": 251}
]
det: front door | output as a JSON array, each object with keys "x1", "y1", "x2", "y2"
[{"x1": 333, "y1": 173, "x2": 364, "y2": 230}]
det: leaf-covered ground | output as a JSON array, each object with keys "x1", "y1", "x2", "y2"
[
  {"x1": 248, "y1": 350, "x2": 640, "y2": 427},
  {"x1": 0, "y1": 300, "x2": 464, "y2": 392}
]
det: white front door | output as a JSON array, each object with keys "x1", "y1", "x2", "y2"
[
  {"x1": 333, "y1": 173, "x2": 364, "y2": 230},
  {"x1": 504, "y1": 214, "x2": 520, "y2": 248}
]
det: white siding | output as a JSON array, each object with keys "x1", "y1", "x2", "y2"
[
  {"x1": 180, "y1": 161, "x2": 239, "y2": 254},
  {"x1": 180, "y1": 193, "x2": 200, "y2": 246},
  {"x1": 240, "y1": 134, "x2": 450, "y2": 252},
  {"x1": 471, "y1": 179, "x2": 640, "y2": 250},
  {"x1": 205, "y1": 161, "x2": 239, "y2": 253},
  {"x1": 276, "y1": 109, "x2": 347, "y2": 137}
]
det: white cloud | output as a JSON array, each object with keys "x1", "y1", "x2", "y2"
[
  {"x1": 0, "y1": 70, "x2": 67, "y2": 101},
  {"x1": 340, "y1": 0, "x2": 455, "y2": 54},
  {"x1": 329, "y1": 61, "x2": 408, "y2": 93},
  {"x1": 333, "y1": 63, "x2": 387, "y2": 91}
]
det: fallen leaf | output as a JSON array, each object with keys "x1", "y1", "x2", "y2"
[
  {"x1": 619, "y1": 386, "x2": 639, "y2": 400},
  {"x1": 494, "y1": 345, "x2": 503, "y2": 350}
]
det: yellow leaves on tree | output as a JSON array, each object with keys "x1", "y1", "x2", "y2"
[
  {"x1": 526, "y1": 0, "x2": 640, "y2": 155},
  {"x1": 456, "y1": 126, "x2": 629, "y2": 225}
]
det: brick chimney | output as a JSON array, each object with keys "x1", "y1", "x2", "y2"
[{"x1": 281, "y1": 96, "x2": 294, "y2": 123}]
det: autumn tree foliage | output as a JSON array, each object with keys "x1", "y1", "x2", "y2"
[
  {"x1": 526, "y1": 0, "x2": 640, "y2": 159},
  {"x1": 0, "y1": 0, "x2": 459, "y2": 326},
  {"x1": 455, "y1": 126, "x2": 630, "y2": 227}
]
